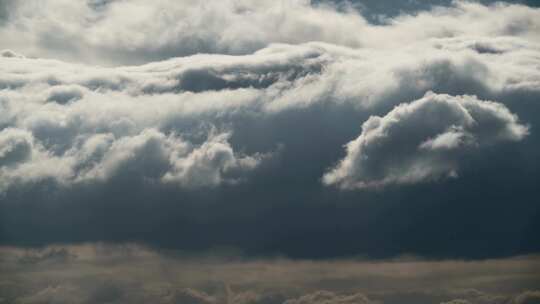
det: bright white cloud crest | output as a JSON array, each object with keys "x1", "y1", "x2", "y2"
[{"x1": 323, "y1": 92, "x2": 528, "y2": 189}]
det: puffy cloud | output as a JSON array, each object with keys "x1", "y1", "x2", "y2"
[
  {"x1": 0, "y1": 49, "x2": 23, "y2": 58},
  {"x1": 0, "y1": 0, "x2": 368, "y2": 65},
  {"x1": 0, "y1": 128, "x2": 263, "y2": 191},
  {"x1": 0, "y1": 1, "x2": 539, "y2": 65},
  {"x1": 163, "y1": 132, "x2": 262, "y2": 187},
  {"x1": 1, "y1": 29, "x2": 539, "y2": 115},
  {"x1": 13, "y1": 37, "x2": 540, "y2": 192},
  {"x1": 0, "y1": 128, "x2": 34, "y2": 167},
  {"x1": 45, "y1": 85, "x2": 84, "y2": 104},
  {"x1": 0, "y1": 0, "x2": 539, "y2": 259},
  {"x1": 323, "y1": 92, "x2": 528, "y2": 189}
]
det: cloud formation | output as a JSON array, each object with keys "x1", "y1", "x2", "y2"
[
  {"x1": 0, "y1": 126, "x2": 263, "y2": 191},
  {"x1": 1, "y1": 244, "x2": 539, "y2": 304},
  {"x1": 1, "y1": 1, "x2": 539, "y2": 65},
  {"x1": 1, "y1": 33, "x2": 537, "y2": 191},
  {"x1": 323, "y1": 92, "x2": 528, "y2": 189},
  {"x1": 0, "y1": 0, "x2": 540, "y2": 259},
  {"x1": 284, "y1": 291, "x2": 372, "y2": 304}
]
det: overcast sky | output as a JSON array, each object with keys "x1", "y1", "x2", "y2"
[{"x1": 1, "y1": 1, "x2": 540, "y2": 303}]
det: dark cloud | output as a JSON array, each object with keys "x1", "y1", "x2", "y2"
[
  {"x1": 283, "y1": 291, "x2": 372, "y2": 304},
  {"x1": 0, "y1": 0, "x2": 16, "y2": 24},
  {"x1": 511, "y1": 291, "x2": 540, "y2": 304},
  {"x1": 0, "y1": 0, "x2": 539, "y2": 263},
  {"x1": 317, "y1": 0, "x2": 540, "y2": 23}
]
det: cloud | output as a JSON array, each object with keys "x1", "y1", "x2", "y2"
[
  {"x1": 0, "y1": 49, "x2": 23, "y2": 58},
  {"x1": 45, "y1": 85, "x2": 84, "y2": 104},
  {"x1": 284, "y1": 290, "x2": 373, "y2": 304},
  {"x1": 0, "y1": 127, "x2": 263, "y2": 191},
  {"x1": 0, "y1": 128, "x2": 34, "y2": 168},
  {"x1": 1, "y1": 244, "x2": 540, "y2": 304},
  {"x1": 0, "y1": 0, "x2": 539, "y2": 259},
  {"x1": 0, "y1": 0, "x2": 368, "y2": 65},
  {"x1": 15, "y1": 284, "x2": 85, "y2": 304},
  {"x1": 511, "y1": 291, "x2": 540, "y2": 304},
  {"x1": 441, "y1": 290, "x2": 540, "y2": 304},
  {"x1": 6, "y1": 40, "x2": 527, "y2": 193},
  {"x1": 170, "y1": 288, "x2": 217, "y2": 304},
  {"x1": 323, "y1": 92, "x2": 528, "y2": 189},
  {"x1": 1, "y1": 1, "x2": 539, "y2": 65},
  {"x1": 163, "y1": 131, "x2": 263, "y2": 187}
]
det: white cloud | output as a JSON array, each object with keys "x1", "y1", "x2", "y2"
[
  {"x1": 0, "y1": 128, "x2": 34, "y2": 167},
  {"x1": 0, "y1": 127, "x2": 263, "y2": 191},
  {"x1": 1, "y1": 38, "x2": 537, "y2": 191},
  {"x1": 0, "y1": 1, "x2": 538, "y2": 193},
  {"x1": 0, "y1": 0, "x2": 368, "y2": 65},
  {"x1": 323, "y1": 92, "x2": 528, "y2": 189},
  {"x1": 1, "y1": 1, "x2": 539, "y2": 65}
]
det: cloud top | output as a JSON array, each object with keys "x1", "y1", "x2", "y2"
[{"x1": 323, "y1": 92, "x2": 528, "y2": 189}]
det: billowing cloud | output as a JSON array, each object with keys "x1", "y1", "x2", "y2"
[
  {"x1": 1, "y1": 1, "x2": 539, "y2": 65},
  {"x1": 0, "y1": 34, "x2": 537, "y2": 191},
  {"x1": 0, "y1": 127, "x2": 263, "y2": 191},
  {"x1": 0, "y1": 0, "x2": 539, "y2": 260},
  {"x1": 0, "y1": 128, "x2": 34, "y2": 168},
  {"x1": 323, "y1": 92, "x2": 528, "y2": 189}
]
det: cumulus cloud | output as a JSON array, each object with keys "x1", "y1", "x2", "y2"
[
  {"x1": 0, "y1": 127, "x2": 263, "y2": 191},
  {"x1": 323, "y1": 92, "x2": 528, "y2": 189},
  {"x1": 0, "y1": 1, "x2": 539, "y2": 65},
  {"x1": 0, "y1": 49, "x2": 23, "y2": 58},
  {"x1": 0, "y1": 128, "x2": 34, "y2": 168},
  {"x1": 0, "y1": 1, "x2": 536, "y2": 196},
  {"x1": 0, "y1": 0, "x2": 539, "y2": 260},
  {"x1": 0, "y1": 0, "x2": 368, "y2": 65}
]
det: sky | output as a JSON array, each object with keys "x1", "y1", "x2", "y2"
[{"x1": 0, "y1": 0, "x2": 540, "y2": 303}]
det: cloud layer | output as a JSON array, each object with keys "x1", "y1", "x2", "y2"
[
  {"x1": 1, "y1": 1, "x2": 539, "y2": 65},
  {"x1": 1, "y1": 29, "x2": 538, "y2": 191},
  {"x1": 1, "y1": 244, "x2": 539, "y2": 304},
  {"x1": 1, "y1": 1, "x2": 540, "y2": 259}
]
